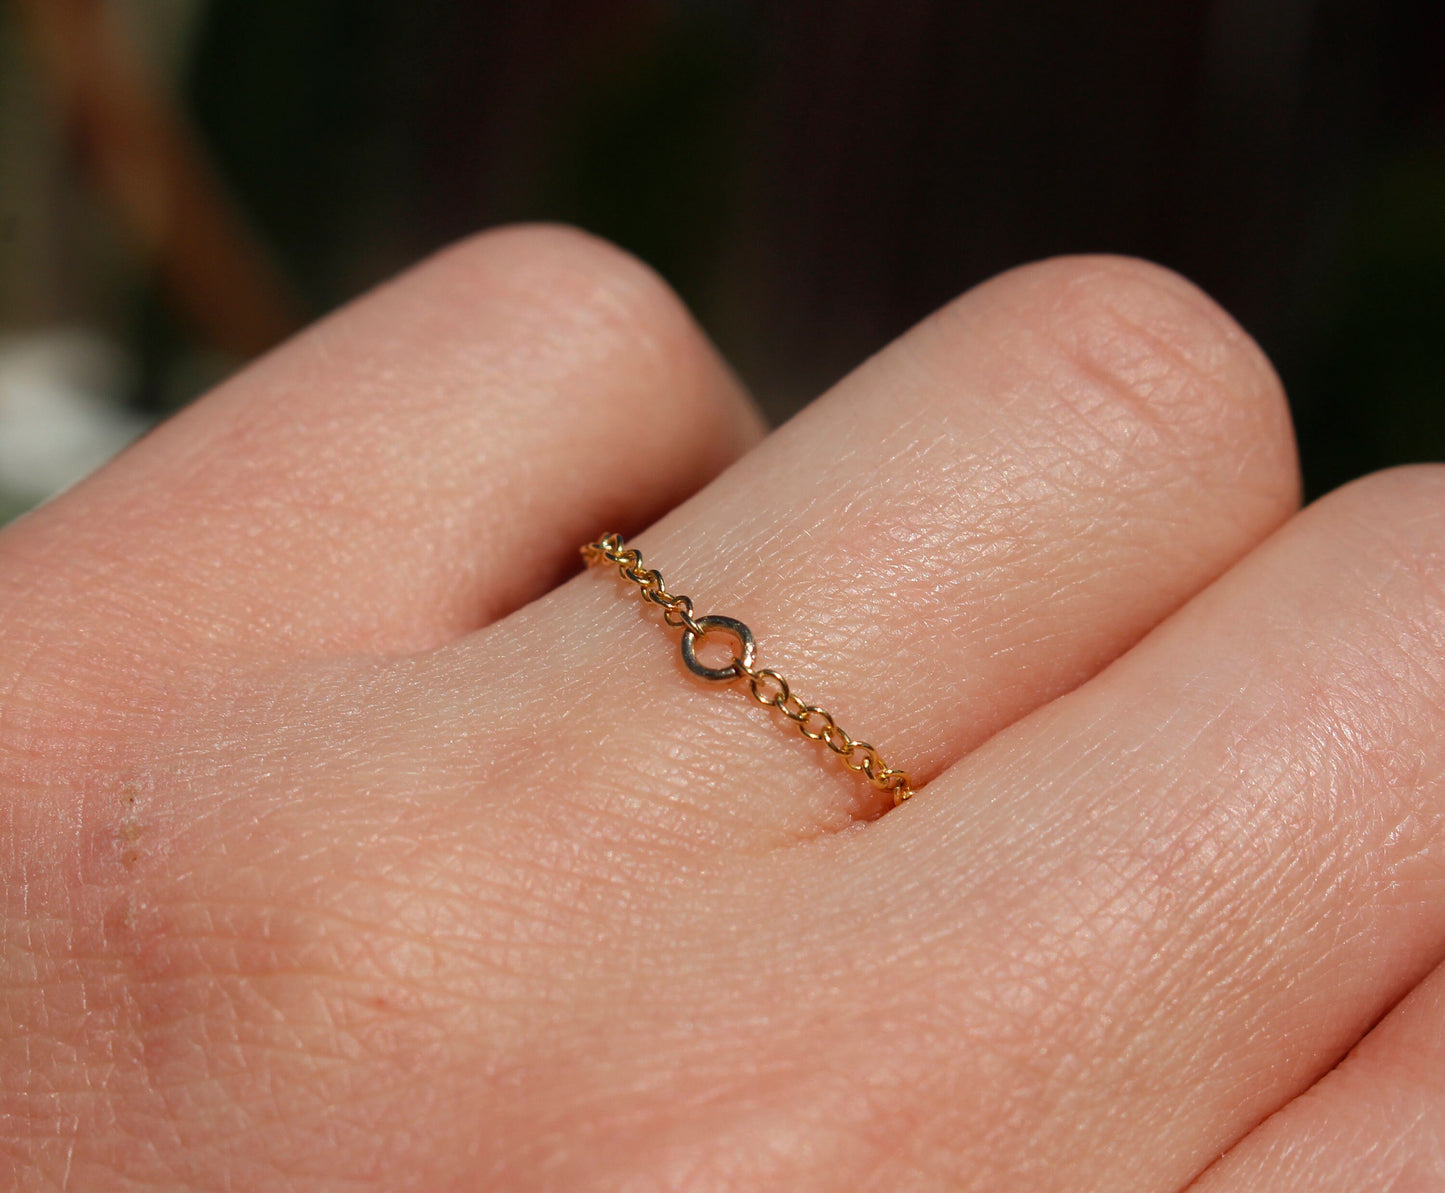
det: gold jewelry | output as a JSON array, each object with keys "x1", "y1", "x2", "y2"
[{"x1": 581, "y1": 533, "x2": 915, "y2": 806}]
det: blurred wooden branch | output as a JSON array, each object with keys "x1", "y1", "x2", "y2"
[{"x1": 13, "y1": 0, "x2": 306, "y2": 358}]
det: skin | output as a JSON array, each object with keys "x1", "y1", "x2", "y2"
[{"x1": 2, "y1": 223, "x2": 1443, "y2": 1191}]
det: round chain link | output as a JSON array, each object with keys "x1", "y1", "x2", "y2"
[{"x1": 581, "y1": 534, "x2": 915, "y2": 806}]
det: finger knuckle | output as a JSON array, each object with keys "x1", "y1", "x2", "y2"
[
  {"x1": 434, "y1": 222, "x2": 707, "y2": 381},
  {"x1": 973, "y1": 255, "x2": 1298, "y2": 509},
  {"x1": 1225, "y1": 464, "x2": 1445, "y2": 868},
  {"x1": 1310, "y1": 464, "x2": 1445, "y2": 670}
]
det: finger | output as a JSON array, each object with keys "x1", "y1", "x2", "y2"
[
  {"x1": 1187, "y1": 954, "x2": 1445, "y2": 1191},
  {"x1": 862, "y1": 465, "x2": 1445, "y2": 1190},
  {"x1": 0, "y1": 225, "x2": 763, "y2": 674},
  {"x1": 490, "y1": 255, "x2": 1298, "y2": 842}
]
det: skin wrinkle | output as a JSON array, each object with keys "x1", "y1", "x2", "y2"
[{"x1": 1185, "y1": 968, "x2": 1445, "y2": 1191}]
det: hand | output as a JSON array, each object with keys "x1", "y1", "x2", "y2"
[{"x1": 5, "y1": 226, "x2": 1443, "y2": 1191}]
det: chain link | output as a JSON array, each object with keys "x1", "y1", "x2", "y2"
[{"x1": 581, "y1": 533, "x2": 915, "y2": 806}]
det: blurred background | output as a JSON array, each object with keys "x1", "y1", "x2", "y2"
[{"x1": 1, "y1": 0, "x2": 1442, "y2": 522}]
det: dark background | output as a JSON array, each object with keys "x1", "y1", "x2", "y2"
[{"x1": 6, "y1": 0, "x2": 1445, "y2": 502}]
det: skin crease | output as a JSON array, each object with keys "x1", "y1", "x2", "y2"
[
  {"x1": 0, "y1": 224, "x2": 1442, "y2": 1191},
  {"x1": 1189, "y1": 956, "x2": 1445, "y2": 1191}
]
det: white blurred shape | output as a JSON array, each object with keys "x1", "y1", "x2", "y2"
[{"x1": 0, "y1": 327, "x2": 147, "y2": 502}]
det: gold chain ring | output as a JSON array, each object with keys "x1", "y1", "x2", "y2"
[{"x1": 581, "y1": 533, "x2": 915, "y2": 806}]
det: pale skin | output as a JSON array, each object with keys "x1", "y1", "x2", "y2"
[{"x1": 3, "y1": 224, "x2": 1444, "y2": 1192}]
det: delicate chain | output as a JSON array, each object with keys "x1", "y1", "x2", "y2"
[{"x1": 581, "y1": 533, "x2": 915, "y2": 806}]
